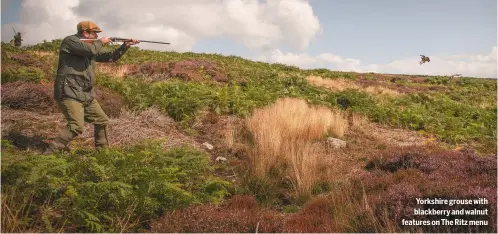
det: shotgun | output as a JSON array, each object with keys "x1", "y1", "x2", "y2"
[{"x1": 80, "y1": 37, "x2": 170, "y2": 45}]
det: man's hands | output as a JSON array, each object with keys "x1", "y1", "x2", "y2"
[
  {"x1": 124, "y1": 39, "x2": 140, "y2": 47},
  {"x1": 100, "y1": 37, "x2": 112, "y2": 45},
  {"x1": 94, "y1": 37, "x2": 140, "y2": 46}
]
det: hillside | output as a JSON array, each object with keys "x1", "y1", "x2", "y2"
[{"x1": 1, "y1": 40, "x2": 496, "y2": 233}]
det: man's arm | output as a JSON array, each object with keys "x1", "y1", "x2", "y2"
[
  {"x1": 94, "y1": 43, "x2": 130, "y2": 62},
  {"x1": 62, "y1": 36, "x2": 105, "y2": 57}
]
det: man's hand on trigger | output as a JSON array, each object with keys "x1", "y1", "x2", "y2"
[
  {"x1": 100, "y1": 37, "x2": 112, "y2": 45},
  {"x1": 124, "y1": 39, "x2": 140, "y2": 47}
]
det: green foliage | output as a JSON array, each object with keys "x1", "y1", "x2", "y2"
[
  {"x1": 326, "y1": 89, "x2": 377, "y2": 112},
  {"x1": 283, "y1": 205, "x2": 301, "y2": 213},
  {"x1": 372, "y1": 93, "x2": 496, "y2": 149},
  {"x1": 1, "y1": 42, "x2": 23, "y2": 55},
  {"x1": 424, "y1": 76, "x2": 451, "y2": 85},
  {"x1": 25, "y1": 39, "x2": 63, "y2": 53},
  {"x1": 303, "y1": 68, "x2": 357, "y2": 80},
  {"x1": 200, "y1": 179, "x2": 235, "y2": 204},
  {"x1": 1, "y1": 141, "x2": 232, "y2": 232},
  {"x1": 2, "y1": 65, "x2": 47, "y2": 83},
  {"x1": 237, "y1": 176, "x2": 281, "y2": 207},
  {"x1": 311, "y1": 181, "x2": 333, "y2": 195},
  {"x1": 3, "y1": 39, "x2": 496, "y2": 151},
  {"x1": 97, "y1": 73, "x2": 324, "y2": 122}
]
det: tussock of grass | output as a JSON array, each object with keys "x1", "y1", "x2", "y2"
[{"x1": 246, "y1": 97, "x2": 347, "y2": 195}]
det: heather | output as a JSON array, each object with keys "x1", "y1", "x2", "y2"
[{"x1": 1, "y1": 40, "x2": 496, "y2": 232}]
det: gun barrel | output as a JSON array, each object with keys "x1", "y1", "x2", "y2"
[
  {"x1": 136, "y1": 40, "x2": 170, "y2": 45},
  {"x1": 111, "y1": 37, "x2": 170, "y2": 44}
]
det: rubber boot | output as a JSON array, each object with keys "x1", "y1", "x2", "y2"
[
  {"x1": 94, "y1": 124, "x2": 109, "y2": 150},
  {"x1": 43, "y1": 128, "x2": 75, "y2": 155}
]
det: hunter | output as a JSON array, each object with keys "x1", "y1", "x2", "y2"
[
  {"x1": 43, "y1": 21, "x2": 140, "y2": 154},
  {"x1": 11, "y1": 32, "x2": 22, "y2": 47}
]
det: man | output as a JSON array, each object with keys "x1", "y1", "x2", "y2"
[
  {"x1": 14, "y1": 32, "x2": 23, "y2": 47},
  {"x1": 43, "y1": 21, "x2": 140, "y2": 154}
]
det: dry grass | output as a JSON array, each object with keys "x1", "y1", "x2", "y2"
[
  {"x1": 246, "y1": 97, "x2": 348, "y2": 196},
  {"x1": 348, "y1": 111, "x2": 370, "y2": 129},
  {"x1": 306, "y1": 76, "x2": 359, "y2": 91},
  {"x1": 31, "y1": 50, "x2": 56, "y2": 57},
  {"x1": 1, "y1": 107, "x2": 201, "y2": 151},
  {"x1": 1, "y1": 189, "x2": 39, "y2": 233},
  {"x1": 95, "y1": 64, "x2": 138, "y2": 78},
  {"x1": 306, "y1": 76, "x2": 401, "y2": 97},
  {"x1": 364, "y1": 85, "x2": 401, "y2": 96},
  {"x1": 320, "y1": 181, "x2": 405, "y2": 233},
  {"x1": 1, "y1": 81, "x2": 57, "y2": 113},
  {"x1": 224, "y1": 115, "x2": 238, "y2": 149}
]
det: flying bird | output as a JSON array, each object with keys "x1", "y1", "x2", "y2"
[{"x1": 419, "y1": 55, "x2": 430, "y2": 65}]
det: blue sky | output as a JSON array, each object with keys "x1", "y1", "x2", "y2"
[
  {"x1": 193, "y1": 0, "x2": 496, "y2": 65},
  {"x1": 1, "y1": 0, "x2": 496, "y2": 77}
]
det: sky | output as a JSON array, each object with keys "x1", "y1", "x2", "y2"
[{"x1": 1, "y1": 0, "x2": 497, "y2": 78}]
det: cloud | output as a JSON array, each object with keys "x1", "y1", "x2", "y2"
[
  {"x1": 2, "y1": 0, "x2": 79, "y2": 45},
  {"x1": 3, "y1": 0, "x2": 494, "y2": 78},
  {"x1": 1, "y1": 0, "x2": 321, "y2": 52},
  {"x1": 257, "y1": 47, "x2": 497, "y2": 78}
]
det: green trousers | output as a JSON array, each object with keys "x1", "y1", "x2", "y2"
[{"x1": 52, "y1": 98, "x2": 110, "y2": 149}]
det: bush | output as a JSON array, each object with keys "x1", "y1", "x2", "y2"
[
  {"x1": 1, "y1": 140, "x2": 232, "y2": 233},
  {"x1": 2, "y1": 64, "x2": 48, "y2": 84},
  {"x1": 361, "y1": 146, "x2": 497, "y2": 233},
  {"x1": 150, "y1": 195, "x2": 339, "y2": 233}
]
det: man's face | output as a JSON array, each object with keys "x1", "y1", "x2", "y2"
[{"x1": 82, "y1": 31, "x2": 98, "y2": 39}]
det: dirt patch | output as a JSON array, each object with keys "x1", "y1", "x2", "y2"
[
  {"x1": 1, "y1": 81, "x2": 57, "y2": 113},
  {"x1": 1, "y1": 107, "x2": 202, "y2": 152},
  {"x1": 103, "y1": 108, "x2": 201, "y2": 150},
  {"x1": 1, "y1": 81, "x2": 125, "y2": 117},
  {"x1": 360, "y1": 123, "x2": 430, "y2": 147},
  {"x1": 190, "y1": 111, "x2": 249, "y2": 162},
  {"x1": 93, "y1": 86, "x2": 125, "y2": 118},
  {"x1": 124, "y1": 60, "x2": 228, "y2": 83}
]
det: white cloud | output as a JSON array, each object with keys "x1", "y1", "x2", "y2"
[
  {"x1": 256, "y1": 47, "x2": 497, "y2": 78},
  {"x1": 1, "y1": 0, "x2": 321, "y2": 52},
  {"x1": 2, "y1": 0, "x2": 495, "y2": 78}
]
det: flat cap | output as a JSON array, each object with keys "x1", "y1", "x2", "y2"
[{"x1": 77, "y1": 21, "x2": 102, "y2": 32}]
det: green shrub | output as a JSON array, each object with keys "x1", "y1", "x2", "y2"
[
  {"x1": 1, "y1": 140, "x2": 232, "y2": 232},
  {"x1": 2, "y1": 65, "x2": 47, "y2": 83}
]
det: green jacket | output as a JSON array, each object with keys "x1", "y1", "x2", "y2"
[
  {"x1": 54, "y1": 34, "x2": 129, "y2": 102},
  {"x1": 13, "y1": 34, "x2": 22, "y2": 46}
]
